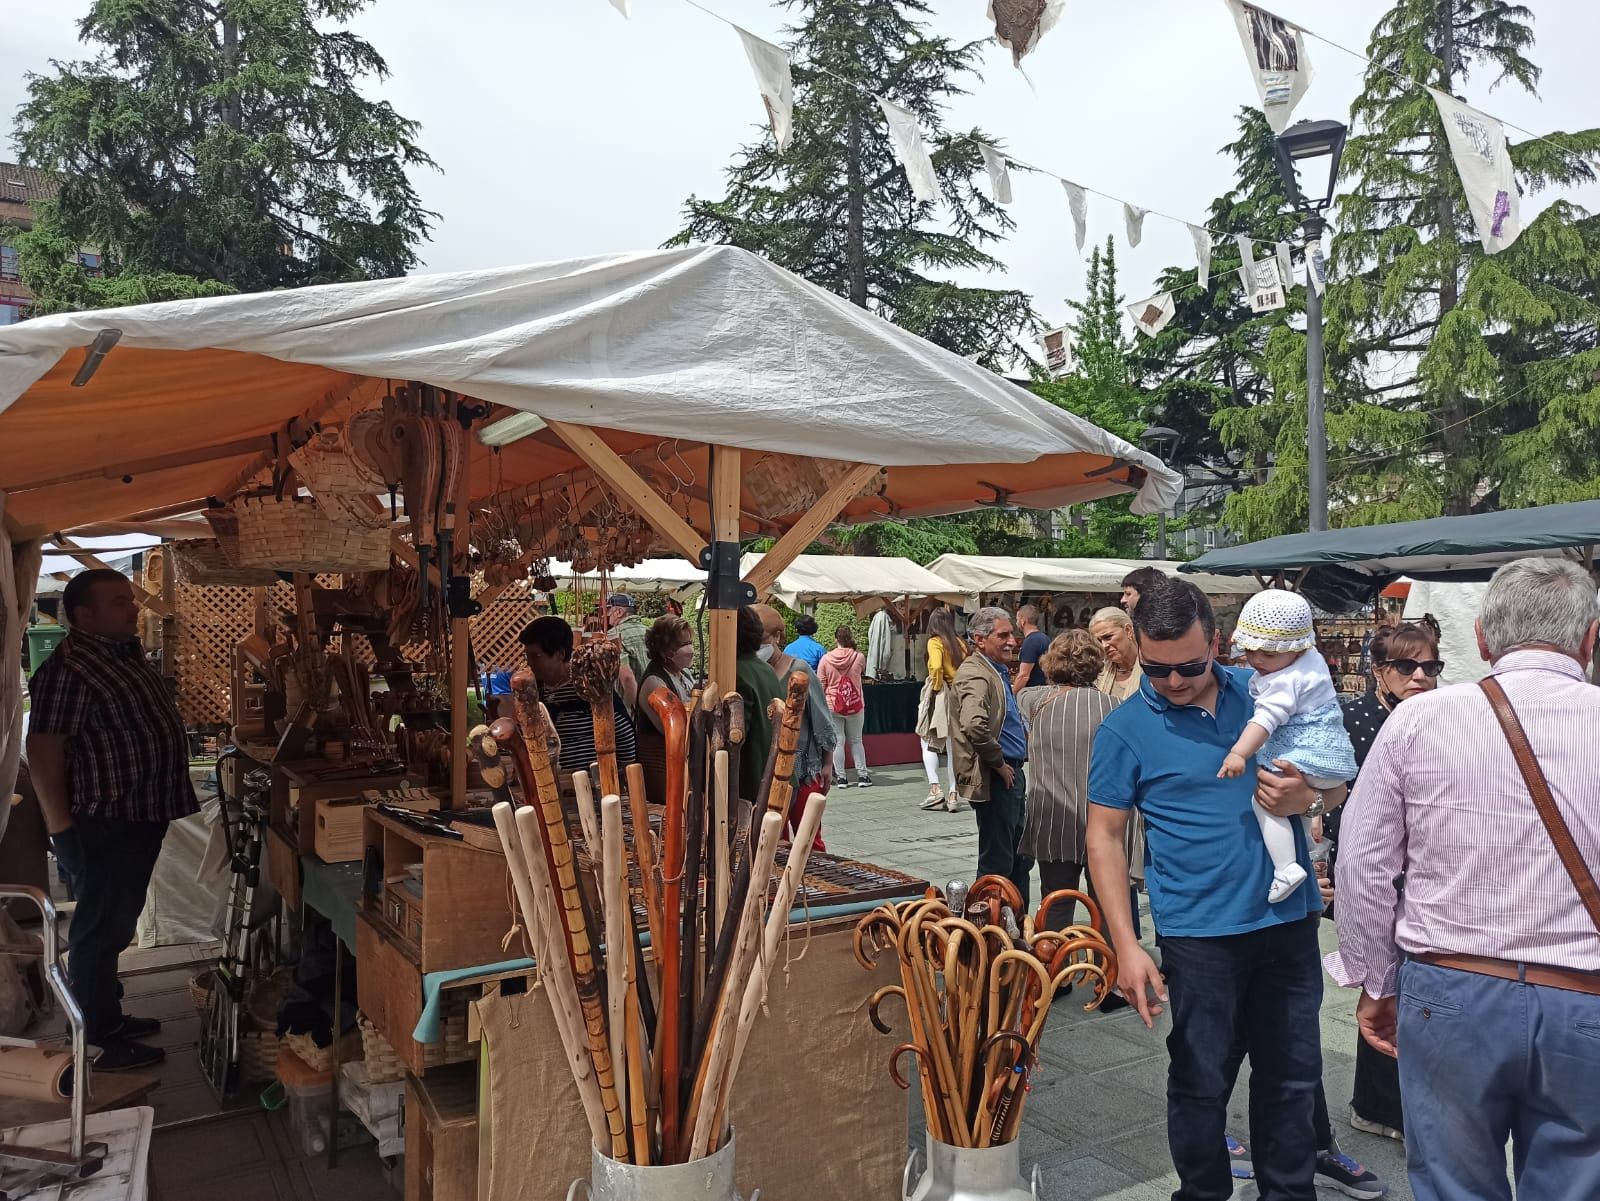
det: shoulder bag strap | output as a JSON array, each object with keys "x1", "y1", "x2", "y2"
[{"x1": 1479, "y1": 676, "x2": 1600, "y2": 935}]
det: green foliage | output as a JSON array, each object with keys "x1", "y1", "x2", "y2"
[
  {"x1": 13, "y1": 0, "x2": 436, "y2": 313},
  {"x1": 666, "y1": 0, "x2": 1035, "y2": 369}
]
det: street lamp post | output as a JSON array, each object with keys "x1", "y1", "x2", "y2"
[
  {"x1": 1139, "y1": 426, "x2": 1182, "y2": 559},
  {"x1": 1273, "y1": 118, "x2": 1348, "y2": 534}
]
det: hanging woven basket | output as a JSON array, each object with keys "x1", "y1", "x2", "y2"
[
  {"x1": 742, "y1": 455, "x2": 883, "y2": 519},
  {"x1": 168, "y1": 539, "x2": 280, "y2": 587},
  {"x1": 290, "y1": 421, "x2": 388, "y2": 499},
  {"x1": 233, "y1": 494, "x2": 390, "y2": 574}
]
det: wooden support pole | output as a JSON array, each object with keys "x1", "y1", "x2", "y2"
[
  {"x1": 741, "y1": 463, "x2": 881, "y2": 596},
  {"x1": 706, "y1": 447, "x2": 742, "y2": 694},
  {"x1": 450, "y1": 431, "x2": 473, "y2": 809},
  {"x1": 545, "y1": 421, "x2": 709, "y2": 564}
]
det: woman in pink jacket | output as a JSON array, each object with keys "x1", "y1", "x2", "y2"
[{"x1": 818, "y1": 627, "x2": 871, "y2": 788}]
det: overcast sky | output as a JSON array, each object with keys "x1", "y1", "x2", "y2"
[{"x1": 5, "y1": 1, "x2": 1595, "y2": 330}]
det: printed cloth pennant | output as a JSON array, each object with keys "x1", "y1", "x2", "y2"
[
  {"x1": 1241, "y1": 257, "x2": 1287, "y2": 313},
  {"x1": 1307, "y1": 238, "x2": 1328, "y2": 295},
  {"x1": 1190, "y1": 225, "x2": 1214, "y2": 291},
  {"x1": 1276, "y1": 240, "x2": 1295, "y2": 296},
  {"x1": 1235, "y1": 234, "x2": 1258, "y2": 291},
  {"x1": 1224, "y1": 0, "x2": 1312, "y2": 134},
  {"x1": 979, "y1": 144, "x2": 1013, "y2": 205},
  {"x1": 988, "y1": 0, "x2": 1068, "y2": 67},
  {"x1": 1125, "y1": 204, "x2": 1148, "y2": 249},
  {"x1": 1062, "y1": 181, "x2": 1088, "y2": 252},
  {"x1": 737, "y1": 28, "x2": 794, "y2": 153},
  {"x1": 1128, "y1": 293, "x2": 1177, "y2": 338},
  {"x1": 878, "y1": 97, "x2": 942, "y2": 204},
  {"x1": 1429, "y1": 87, "x2": 1522, "y2": 253}
]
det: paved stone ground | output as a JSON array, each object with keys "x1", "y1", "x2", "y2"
[{"x1": 823, "y1": 764, "x2": 1412, "y2": 1201}]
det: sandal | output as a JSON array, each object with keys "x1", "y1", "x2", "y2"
[{"x1": 919, "y1": 786, "x2": 946, "y2": 810}]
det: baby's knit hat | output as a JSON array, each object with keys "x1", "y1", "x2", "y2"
[{"x1": 1232, "y1": 588, "x2": 1317, "y2": 654}]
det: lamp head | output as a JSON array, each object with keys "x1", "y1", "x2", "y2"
[{"x1": 1273, "y1": 118, "x2": 1348, "y2": 212}]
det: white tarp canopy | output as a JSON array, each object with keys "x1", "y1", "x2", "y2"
[
  {"x1": 738, "y1": 553, "x2": 965, "y2": 612},
  {"x1": 547, "y1": 558, "x2": 706, "y2": 597},
  {"x1": 0, "y1": 246, "x2": 1180, "y2": 536},
  {"x1": 927, "y1": 555, "x2": 1261, "y2": 600}
]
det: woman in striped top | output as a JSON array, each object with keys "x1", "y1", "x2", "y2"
[{"x1": 1016, "y1": 630, "x2": 1118, "y2": 927}]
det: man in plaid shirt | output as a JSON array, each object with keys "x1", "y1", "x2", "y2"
[{"x1": 26, "y1": 569, "x2": 194, "y2": 1072}]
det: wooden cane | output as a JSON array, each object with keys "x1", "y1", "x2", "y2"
[
  {"x1": 675, "y1": 702, "x2": 712, "y2": 1143},
  {"x1": 509, "y1": 671, "x2": 628, "y2": 1159},
  {"x1": 765, "y1": 673, "x2": 810, "y2": 820},
  {"x1": 490, "y1": 801, "x2": 609, "y2": 1150},
  {"x1": 600, "y1": 793, "x2": 629, "y2": 1156},
  {"x1": 571, "y1": 640, "x2": 623, "y2": 802},
  {"x1": 646, "y1": 688, "x2": 688, "y2": 1162},
  {"x1": 722, "y1": 692, "x2": 745, "y2": 812},
  {"x1": 713, "y1": 749, "x2": 731, "y2": 930},
  {"x1": 624, "y1": 762, "x2": 666, "y2": 963},
  {"x1": 688, "y1": 809, "x2": 784, "y2": 1160}
]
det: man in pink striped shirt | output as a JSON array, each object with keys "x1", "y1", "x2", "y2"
[{"x1": 1329, "y1": 557, "x2": 1600, "y2": 1201}]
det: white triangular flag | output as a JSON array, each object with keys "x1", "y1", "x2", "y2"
[
  {"x1": 1062, "y1": 181, "x2": 1088, "y2": 252},
  {"x1": 1124, "y1": 204, "x2": 1147, "y2": 249},
  {"x1": 1235, "y1": 234, "x2": 1258, "y2": 291},
  {"x1": 878, "y1": 98, "x2": 941, "y2": 204},
  {"x1": 1128, "y1": 293, "x2": 1177, "y2": 338},
  {"x1": 979, "y1": 144, "x2": 1013, "y2": 205},
  {"x1": 1224, "y1": 0, "x2": 1312, "y2": 134},
  {"x1": 608, "y1": 0, "x2": 630, "y2": 16},
  {"x1": 736, "y1": 28, "x2": 793, "y2": 153},
  {"x1": 1241, "y1": 256, "x2": 1286, "y2": 313},
  {"x1": 1276, "y1": 240, "x2": 1295, "y2": 295},
  {"x1": 1307, "y1": 238, "x2": 1327, "y2": 295},
  {"x1": 1190, "y1": 225, "x2": 1214, "y2": 291},
  {"x1": 1429, "y1": 87, "x2": 1522, "y2": 253},
  {"x1": 988, "y1": 0, "x2": 1068, "y2": 66}
]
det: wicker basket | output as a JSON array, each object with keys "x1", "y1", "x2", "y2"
[
  {"x1": 290, "y1": 423, "x2": 388, "y2": 498},
  {"x1": 240, "y1": 1027, "x2": 283, "y2": 1084},
  {"x1": 169, "y1": 539, "x2": 281, "y2": 587},
  {"x1": 357, "y1": 999, "x2": 475, "y2": 1085},
  {"x1": 188, "y1": 968, "x2": 214, "y2": 1015},
  {"x1": 203, "y1": 509, "x2": 247, "y2": 565},
  {"x1": 743, "y1": 455, "x2": 883, "y2": 519},
  {"x1": 233, "y1": 494, "x2": 389, "y2": 574}
]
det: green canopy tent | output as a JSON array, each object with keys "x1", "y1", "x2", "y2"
[{"x1": 1182, "y1": 501, "x2": 1600, "y2": 612}]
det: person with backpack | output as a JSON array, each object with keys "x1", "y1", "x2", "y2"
[{"x1": 819, "y1": 626, "x2": 872, "y2": 788}]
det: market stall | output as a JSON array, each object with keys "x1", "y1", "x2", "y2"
[{"x1": 0, "y1": 245, "x2": 1180, "y2": 1198}]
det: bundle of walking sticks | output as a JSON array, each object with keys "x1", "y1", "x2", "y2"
[
  {"x1": 489, "y1": 663, "x2": 825, "y2": 1165},
  {"x1": 855, "y1": 880, "x2": 1119, "y2": 1149}
]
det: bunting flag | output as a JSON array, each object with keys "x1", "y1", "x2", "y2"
[
  {"x1": 1429, "y1": 88, "x2": 1522, "y2": 254},
  {"x1": 737, "y1": 28, "x2": 794, "y2": 153},
  {"x1": 1190, "y1": 225, "x2": 1214, "y2": 291},
  {"x1": 1307, "y1": 238, "x2": 1328, "y2": 296},
  {"x1": 988, "y1": 0, "x2": 1068, "y2": 67},
  {"x1": 1224, "y1": 0, "x2": 1312, "y2": 134},
  {"x1": 1062, "y1": 181, "x2": 1088, "y2": 252},
  {"x1": 878, "y1": 98, "x2": 942, "y2": 204},
  {"x1": 979, "y1": 144, "x2": 1014, "y2": 205},
  {"x1": 1039, "y1": 326, "x2": 1076, "y2": 375},
  {"x1": 1128, "y1": 293, "x2": 1177, "y2": 338},
  {"x1": 1235, "y1": 233, "x2": 1258, "y2": 291},
  {"x1": 608, "y1": 0, "x2": 631, "y2": 15},
  {"x1": 1275, "y1": 240, "x2": 1295, "y2": 296},
  {"x1": 1124, "y1": 204, "x2": 1148, "y2": 249},
  {"x1": 1242, "y1": 255, "x2": 1287, "y2": 313}
]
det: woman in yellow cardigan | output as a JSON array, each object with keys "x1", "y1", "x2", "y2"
[{"x1": 916, "y1": 605, "x2": 965, "y2": 811}]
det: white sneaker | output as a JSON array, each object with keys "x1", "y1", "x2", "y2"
[
  {"x1": 1349, "y1": 1112, "x2": 1404, "y2": 1142},
  {"x1": 1268, "y1": 862, "x2": 1308, "y2": 903},
  {"x1": 920, "y1": 787, "x2": 945, "y2": 810},
  {"x1": 944, "y1": 794, "x2": 961, "y2": 813}
]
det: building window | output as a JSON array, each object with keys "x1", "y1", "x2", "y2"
[
  {"x1": 78, "y1": 252, "x2": 102, "y2": 276},
  {"x1": 0, "y1": 244, "x2": 18, "y2": 282},
  {"x1": 0, "y1": 304, "x2": 21, "y2": 327}
]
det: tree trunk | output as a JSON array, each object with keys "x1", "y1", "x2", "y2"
[
  {"x1": 1435, "y1": 0, "x2": 1471, "y2": 515},
  {"x1": 219, "y1": 6, "x2": 243, "y2": 282},
  {"x1": 846, "y1": 107, "x2": 867, "y2": 308}
]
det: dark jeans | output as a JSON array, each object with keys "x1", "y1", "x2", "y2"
[
  {"x1": 974, "y1": 760, "x2": 1032, "y2": 908},
  {"x1": 1352, "y1": 1030, "x2": 1404, "y2": 1132},
  {"x1": 1037, "y1": 860, "x2": 1143, "y2": 940},
  {"x1": 1161, "y1": 916, "x2": 1323, "y2": 1201},
  {"x1": 67, "y1": 817, "x2": 168, "y2": 1042}
]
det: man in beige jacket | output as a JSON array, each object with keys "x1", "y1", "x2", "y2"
[{"x1": 950, "y1": 607, "x2": 1032, "y2": 904}]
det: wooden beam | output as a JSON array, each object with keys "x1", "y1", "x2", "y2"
[
  {"x1": 215, "y1": 376, "x2": 379, "y2": 504},
  {"x1": 742, "y1": 463, "x2": 881, "y2": 595},
  {"x1": 49, "y1": 537, "x2": 172, "y2": 617},
  {"x1": 706, "y1": 447, "x2": 742, "y2": 693},
  {"x1": 544, "y1": 421, "x2": 708, "y2": 564},
  {"x1": 389, "y1": 531, "x2": 418, "y2": 570},
  {"x1": 9, "y1": 436, "x2": 273, "y2": 494}
]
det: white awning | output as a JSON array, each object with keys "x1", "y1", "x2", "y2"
[{"x1": 926, "y1": 555, "x2": 1260, "y2": 600}]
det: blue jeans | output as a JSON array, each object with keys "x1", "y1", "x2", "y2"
[
  {"x1": 1397, "y1": 960, "x2": 1600, "y2": 1201},
  {"x1": 974, "y1": 760, "x2": 1032, "y2": 908},
  {"x1": 1160, "y1": 916, "x2": 1323, "y2": 1201},
  {"x1": 66, "y1": 817, "x2": 169, "y2": 1042}
]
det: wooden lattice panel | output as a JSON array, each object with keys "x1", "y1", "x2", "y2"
[
  {"x1": 470, "y1": 580, "x2": 540, "y2": 675},
  {"x1": 174, "y1": 581, "x2": 257, "y2": 726}
]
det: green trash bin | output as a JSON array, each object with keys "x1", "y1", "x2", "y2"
[{"x1": 26, "y1": 624, "x2": 66, "y2": 675}]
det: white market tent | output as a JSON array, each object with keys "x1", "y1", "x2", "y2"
[
  {"x1": 926, "y1": 555, "x2": 1261, "y2": 602},
  {"x1": 737, "y1": 553, "x2": 964, "y2": 613}
]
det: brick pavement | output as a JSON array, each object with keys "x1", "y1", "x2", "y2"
[{"x1": 822, "y1": 764, "x2": 1413, "y2": 1201}]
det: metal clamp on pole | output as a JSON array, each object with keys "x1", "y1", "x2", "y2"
[
  {"x1": 700, "y1": 541, "x2": 756, "y2": 610},
  {"x1": 0, "y1": 884, "x2": 108, "y2": 1192}
]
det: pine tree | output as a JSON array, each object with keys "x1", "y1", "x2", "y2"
[
  {"x1": 1328, "y1": 0, "x2": 1600, "y2": 515},
  {"x1": 667, "y1": 0, "x2": 1033, "y2": 369},
  {"x1": 12, "y1": 0, "x2": 436, "y2": 313}
]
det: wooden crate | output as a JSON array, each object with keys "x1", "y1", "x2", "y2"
[
  {"x1": 313, "y1": 789, "x2": 439, "y2": 863},
  {"x1": 360, "y1": 809, "x2": 511, "y2": 974},
  {"x1": 265, "y1": 824, "x2": 302, "y2": 914},
  {"x1": 355, "y1": 912, "x2": 480, "y2": 1079},
  {"x1": 274, "y1": 764, "x2": 420, "y2": 856},
  {"x1": 404, "y1": 1065, "x2": 478, "y2": 1201}
]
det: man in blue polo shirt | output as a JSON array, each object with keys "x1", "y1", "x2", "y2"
[{"x1": 1086, "y1": 576, "x2": 1346, "y2": 1201}]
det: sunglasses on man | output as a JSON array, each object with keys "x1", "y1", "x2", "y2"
[
  {"x1": 1139, "y1": 658, "x2": 1212, "y2": 679},
  {"x1": 1379, "y1": 657, "x2": 1445, "y2": 678}
]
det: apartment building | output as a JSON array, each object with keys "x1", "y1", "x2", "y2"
[{"x1": 0, "y1": 162, "x2": 102, "y2": 324}]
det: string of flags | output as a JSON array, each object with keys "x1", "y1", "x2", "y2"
[{"x1": 599, "y1": 0, "x2": 1539, "y2": 338}]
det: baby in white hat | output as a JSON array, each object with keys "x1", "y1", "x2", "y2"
[{"x1": 1219, "y1": 588, "x2": 1359, "y2": 902}]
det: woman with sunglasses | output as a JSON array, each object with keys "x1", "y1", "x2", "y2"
[{"x1": 1326, "y1": 621, "x2": 1442, "y2": 1146}]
